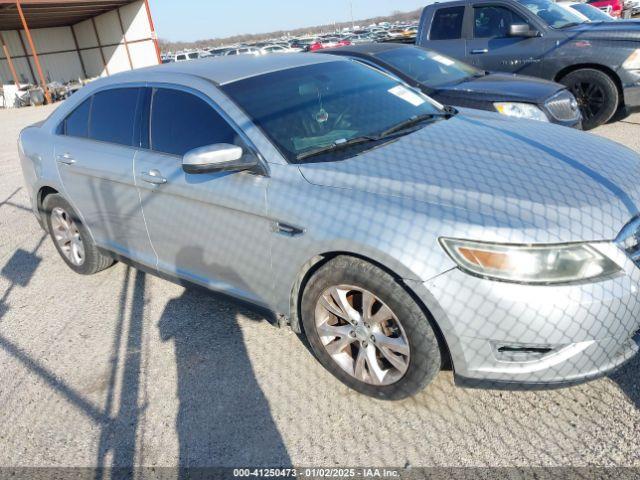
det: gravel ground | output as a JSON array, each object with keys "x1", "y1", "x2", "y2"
[{"x1": 0, "y1": 104, "x2": 639, "y2": 470}]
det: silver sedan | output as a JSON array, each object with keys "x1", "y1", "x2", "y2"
[{"x1": 18, "y1": 54, "x2": 640, "y2": 399}]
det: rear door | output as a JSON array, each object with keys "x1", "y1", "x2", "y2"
[
  {"x1": 418, "y1": 5, "x2": 468, "y2": 60},
  {"x1": 54, "y1": 87, "x2": 156, "y2": 266},
  {"x1": 465, "y1": 3, "x2": 547, "y2": 76}
]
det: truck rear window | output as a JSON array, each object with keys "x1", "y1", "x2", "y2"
[{"x1": 430, "y1": 6, "x2": 465, "y2": 40}]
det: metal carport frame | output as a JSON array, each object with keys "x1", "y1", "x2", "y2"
[{"x1": 0, "y1": 0, "x2": 161, "y2": 104}]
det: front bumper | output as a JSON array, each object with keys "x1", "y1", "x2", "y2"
[{"x1": 423, "y1": 248, "x2": 640, "y2": 387}]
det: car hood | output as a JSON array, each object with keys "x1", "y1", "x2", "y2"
[
  {"x1": 434, "y1": 73, "x2": 563, "y2": 103},
  {"x1": 563, "y1": 21, "x2": 640, "y2": 40},
  {"x1": 298, "y1": 109, "x2": 640, "y2": 243}
]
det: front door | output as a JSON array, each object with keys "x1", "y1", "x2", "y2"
[{"x1": 134, "y1": 87, "x2": 273, "y2": 305}]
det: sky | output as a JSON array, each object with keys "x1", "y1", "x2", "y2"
[{"x1": 150, "y1": 0, "x2": 430, "y2": 42}]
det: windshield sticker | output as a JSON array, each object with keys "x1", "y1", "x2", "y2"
[
  {"x1": 388, "y1": 85, "x2": 425, "y2": 107},
  {"x1": 432, "y1": 54, "x2": 455, "y2": 66}
]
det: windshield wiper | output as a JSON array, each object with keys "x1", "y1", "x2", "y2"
[
  {"x1": 377, "y1": 113, "x2": 444, "y2": 138},
  {"x1": 559, "y1": 22, "x2": 583, "y2": 29},
  {"x1": 295, "y1": 135, "x2": 379, "y2": 161},
  {"x1": 294, "y1": 113, "x2": 450, "y2": 161}
]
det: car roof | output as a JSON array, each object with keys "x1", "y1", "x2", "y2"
[
  {"x1": 321, "y1": 42, "x2": 410, "y2": 56},
  {"x1": 100, "y1": 53, "x2": 345, "y2": 86}
]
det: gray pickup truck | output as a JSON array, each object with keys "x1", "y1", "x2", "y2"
[{"x1": 416, "y1": 0, "x2": 640, "y2": 129}]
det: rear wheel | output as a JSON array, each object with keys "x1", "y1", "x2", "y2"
[
  {"x1": 301, "y1": 256, "x2": 443, "y2": 400},
  {"x1": 560, "y1": 68, "x2": 619, "y2": 130},
  {"x1": 43, "y1": 194, "x2": 114, "y2": 275}
]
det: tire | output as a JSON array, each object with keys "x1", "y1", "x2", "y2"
[
  {"x1": 301, "y1": 256, "x2": 442, "y2": 400},
  {"x1": 43, "y1": 194, "x2": 115, "y2": 275},
  {"x1": 560, "y1": 68, "x2": 619, "y2": 130}
]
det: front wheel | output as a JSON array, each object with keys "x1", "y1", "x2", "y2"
[
  {"x1": 301, "y1": 256, "x2": 443, "y2": 400},
  {"x1": 560, "y1": 68, "x2": 619, "y2": 130}
]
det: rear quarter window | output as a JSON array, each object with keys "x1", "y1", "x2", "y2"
[
  {"x1": 430, "y1": 6, "x2": 466, "y2": 40},
  {"x1": 62, "y1": 98, "x2": 91, "y2": 138}
]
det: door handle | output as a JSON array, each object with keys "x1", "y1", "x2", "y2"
[
  {"x1": 470, "y1": 48, "x2": 489, "y2": 55},
  {"x1": 56, "y1": 153, "x2": 75, "y2": 165},
  {"x1": 139, "y1": 169, "x2": 167, "y2": 185},
  {"x1": 272, "y1": 221, "x2": 305, "y2": 237}
]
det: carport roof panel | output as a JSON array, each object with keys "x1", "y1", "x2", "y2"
[{"x1": 0, "y1": 0, "x2": 138, "y2": 30}]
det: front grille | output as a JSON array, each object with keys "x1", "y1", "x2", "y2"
[{"x1": 545, "y1": 90, "x2": 581, "y2": 122}]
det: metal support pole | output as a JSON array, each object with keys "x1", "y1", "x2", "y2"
[
  {"x1": 0, "y1": 31, "x2": 21, "y2": 86},
  {"x1": 143, "y1": 0, "x2": 162, "y2": 64},
  {"x1": 90, "y1": 16, "x2": 109, "y2": 76},
  {"x1": 116, "y1": 8, "x2": 133, "y2": 69},
  {"x1": 16, "y1": 0, "x2": 51, "y2": 104},
  {"x1": 70, "y1": 24, "x2": 87, "y2": 78}
]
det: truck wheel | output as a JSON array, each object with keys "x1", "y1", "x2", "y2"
[
  {"x1": 301, "y1": 256, "x2": 443, "y2": 400},
  {"x1": 560, "y1": 69, "x2": 619, "y2": 130},
  {"x1": 43, "y1": 194, "x2": 115, "y2": 275}
]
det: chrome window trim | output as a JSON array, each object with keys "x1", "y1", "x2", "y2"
[{"x1": 55, "y1": 81, "x2": 269, "y2": 175}]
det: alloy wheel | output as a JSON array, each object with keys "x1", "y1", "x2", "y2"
[
  {"x1": 314, "y1": 285, "x2": 410, "y2": 386},
  {"x1": 571, "y1": 81, "x2": 605, "y2": 121},
  {"x1": 51, "y1": 207, "x2": 85, "y2": 266}
]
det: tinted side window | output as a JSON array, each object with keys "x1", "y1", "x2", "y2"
[
  {"x1": 89, "y1": 88, "x2": 140, "y2": 146},
  {"x1": 63, "y1": 98, "x2": 91, "y2": 138},
  {"x1": 150, "y1": 88, "x2": 238, "y2": 156},
  {"x1": 430, "y1": 6, "x2": 465, "y2": 40},
  {"x1": 474, "y1": 6, "x2": 527, "y2": 38}
]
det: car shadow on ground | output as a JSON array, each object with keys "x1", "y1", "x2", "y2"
[
  {"x1": 609, "y1": 353, "x2": 640, "y2": 412},
  {"x1": 0, "y1": 213, "x2": 290, "y2": 475},
  {"x1": 157, "y1": 247, "x2": 291, "y2": 469},
  {"x1": 93, "y1": 247, "x2": 290, "y2": 477}
]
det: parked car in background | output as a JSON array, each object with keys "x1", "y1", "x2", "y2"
[
  {"x1": 346, "y1": 33, "x2": 375, "y2": 44},
  {"x1": 416, "y1": 0, "x2": 640, "y2": 129},
  {"x1": 319, "y1": 43, "x2": 581, "y2": 127},
  {"x1": 260, "y1": 44, "x2": 302, "y2": 54},
  {"x1": 19, "y1": 54, "x2": 640, "y2": 400},
  {"x1": 558, "y1": 1, "x2": 616, "y2": 21},
  {"x1": 289, "y1": 38, "x2": 315, "y2": 51},
  {"x1": 588, "y1": 0, "x2": 623, "y2": 17},
  {"x1": 209, "y1": 47, "x2": 234, "y2": 57},
  {"x1": 309, "y1": 38, "x2": 351, "y2": 51},
  {"x1": 386, "y1": 28, "x2": 408, "y2": 39},
  {"x1": 225, "y1": 46, "x2": 261, "y2": 56},
  {"x1": 173, "y1": 51, "x2": 209, "y2": 62}
]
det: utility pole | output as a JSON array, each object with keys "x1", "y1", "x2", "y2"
[{"x1": 350, "y1": 1, "x2": 355, "y2": 29}]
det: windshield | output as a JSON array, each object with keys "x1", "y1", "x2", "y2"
[
  {"x1": 222, "y1": 61, "x2": 444, "y2": 163},
  {"x1": 515, "y1": 0, "x2": 586, "y2": 28},
  {"x1": 376, "y1": 46, "x2": 481, "y2": 88},
  {"x1": 571, "y1": 3, "x2": 613, "y2": 21}
]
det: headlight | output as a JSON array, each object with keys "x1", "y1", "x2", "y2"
[
  {"x1": 439, "y1": 238, "x2": 621, "y2": 284},
  {"x1": 493, "y1": 102, "x2": 549, "y2": 122},
  {"x1": 622, "y1": 49, "x2": 640, "y2": 70}
]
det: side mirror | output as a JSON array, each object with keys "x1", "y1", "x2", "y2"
[
  {"x1": 508, "y1": 23, "x2": 539, "y2": 37},
  {"x1": 182, "y1": 143, "x2": 256, "y2": 174}
]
